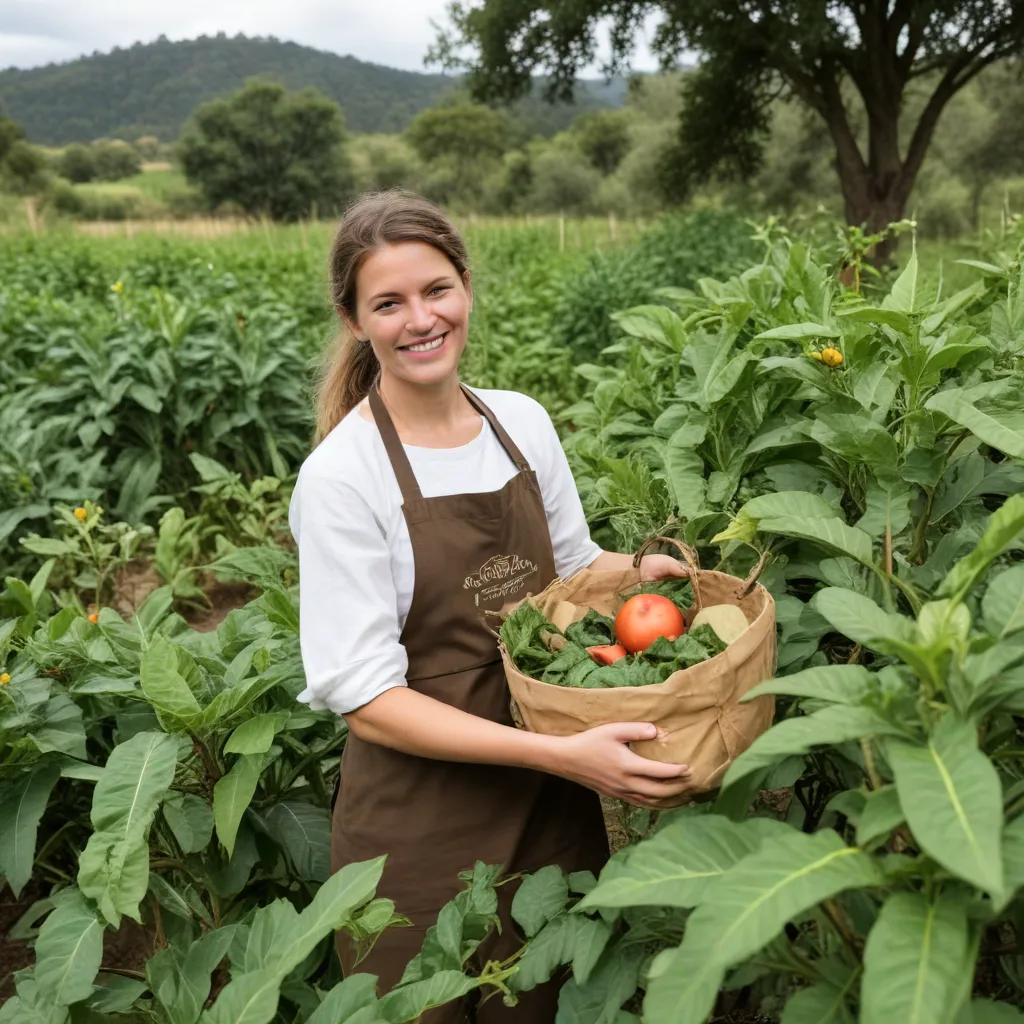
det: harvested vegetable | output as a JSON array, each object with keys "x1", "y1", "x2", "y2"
[
  {"x1": 614, "y1": 594, "x2": 685, "y2": 653},
  {"x1": 690, "y1": 604, "x2": 750, "y2": 645},
  {"x1": 499, "y1": 581, "x2": 730, "y2": 690},
  {"x1": 587, "y1": 644, "x2": 627, "y2": 665}
]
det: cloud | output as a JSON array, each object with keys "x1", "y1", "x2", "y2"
[{"x1": 1, "y1": 0, "x2": 663, "y2": 73}]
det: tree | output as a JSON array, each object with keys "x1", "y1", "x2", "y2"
[
  {"x1": 570, "y1": 108, "x2": 631, "y2": 174},
  {"x1": 90, "y1": 139, "x2": 142, "y2": 181},
  {"x1": 432, "y1": 1, "x2": 1024, "y2": 261},
  {"x1": 58, "y1": 143, "x2": 96, "y2": 183},
  {"x1": 405, "y1": 101, "x2": 511, "y2": 164},
  {"x1": 178, "y1": 78, "x2": 352, "y2": 221},
  {"x1": 0, "y1": 117, "x2": 47, "y2": 194}
]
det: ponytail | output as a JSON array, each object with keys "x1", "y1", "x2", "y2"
[
  {"x1": 313, "y1": 189, "x2": 470, "y2": 446},
  {"x1": 313, "y1": 331, "x2": 380, "y2": 446}
]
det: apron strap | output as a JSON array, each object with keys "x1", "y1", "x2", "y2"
[
  {"x1": 460, "y1": 385, "x2": 531, "y2": 473},
  {"x1": 368, "y1": 383, "x2": 533, "y2": 504},
  {"x1": 368, "y1": 386, "x2": 424, "y2": 502}
]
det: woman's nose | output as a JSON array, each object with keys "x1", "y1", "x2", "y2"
[{"x1": 405, "y1": 298, "x2": 436, "y2": 334}]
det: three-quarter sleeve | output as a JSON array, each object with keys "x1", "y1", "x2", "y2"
[
  {"x1": 289, "y1": 467, "x2": 409, "y2": 715},
  {"x1": 531, "y1": 404, "x2": 602, "y2": 579}
]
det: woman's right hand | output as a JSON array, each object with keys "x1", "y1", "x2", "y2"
[{"x1": 548, "y1": 722, "x2": 694, "y2": 808}]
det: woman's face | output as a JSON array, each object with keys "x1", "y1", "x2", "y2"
[{"x1": 346, "y1": 241, "x2": 472, "y2": 389}]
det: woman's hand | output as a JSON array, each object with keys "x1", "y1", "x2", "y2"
[
  {"x1": 547, "y1": 722, "x2": 694, "y2": 808},
  {"x1": 638, "y1": 553, "x2": 690, "y2": 583}
]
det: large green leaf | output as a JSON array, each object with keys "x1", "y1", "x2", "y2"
[
  {"x1": 510, "y1": 864, "x2": 569, "y2": 938},
  {"x1": 885, "y1": 246, "x2": 920, "y2": 313},
  {"x1": 162, "y1": 793, "x2": 214, "y2": 855},
  {"x1": 1001, "y1": 814, "x2": 1024, "y2": 904},
  {"x1": 213, "y1": 752, "x2": 272, "y2": 857},
  {"x1": 28, "y1": 695, "x2": 86, "y2": 760},
  {"x1": 756, "y1": 515, "x2": 874, "y2": 566},
  {"x1": 812, "y1": 588, "x2": 916, "y2": 650},
  {"x1": 78, "y1": 731, "x2": 178, "y2": 926},
  {"x1": 646, "y1": 830, "x2": 880, "y2": 1024},
  {"x1": 224, "y1": 713, "x2": 289, "y2": 755},
  {"x1": 33, "y1": 889, "x2": 105, "y2": 1010},
  {"x1": 781, "y1": 983, "x2": 855, "y2": 1023},
  {"x1": 262, "y1": 800, "x2": 331, "y2": 882},
  {"x1": 970, "y1": 1000, "x2": 1024, "y2": 1023},
  {"x1": 754, "y1": 322, "x2": 841, "y2": 341},
  {"x1": 378, "y1": 972, "x2": 483, "y2": 1022},
  {"x1": 742, "y1": 491, "x2": 839, "y2": 521},
  {"x1": 552, "y1": 944, "x2": 645, "y2": 1024},
  {"x1": 939, "y1": 495, "x2": 1024, "y2": 603},
  {"x1": 723, "y1": 705, "x2": 901, "y2": 789},
  {"x1": 643, "y1": 943, "x2": 725, "y2": 1024},
  {"x1": 889, "y1": 716, "x2": 1003, "y2": 896},
  {"x1": 926, "y1": 390, "x2": 1024, "y2": 458},
  {"x1": 0, "y1": 762, "x2": 60, "y2": 897},
  {"x1": 743, "y1": 664, "x2": 873, "y2": 705},
  {"x1": 140, "y1": 636, "x2": 203, "y2": 731},
  {"x1": 305, "y1": 975, "x2": 380, "y2": 1024},
  {"x1": 202, "y1": 857, "x2": 384, "y2": 1024},
  {"x1": 861, "y1": 891, "x2": 971, "y2": 1024},
  {"x1": 663, "y1": 441, "x2": 706, "y2": 520},
  {"x1": 579, "y1": 816, "x2": 782, "y2": 910},
  {"x1": 983, "y1": 565, "x2": 1024, "y2": 639}
]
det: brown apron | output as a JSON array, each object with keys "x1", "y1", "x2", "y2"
[{"x1": 331, "y1": 384, "x2": 608, "y2": 1021}]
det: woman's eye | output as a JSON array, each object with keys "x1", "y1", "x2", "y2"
[
  {"x1": 375, "y1": 301, "x2": 395, "y2": 311},
  {"x1": 430, "y1": 286, "x2": 448, "y2": 296}
]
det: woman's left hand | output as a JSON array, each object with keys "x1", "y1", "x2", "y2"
[{"x1": 638, "y1": 553, "x2": 690, "y2": 583}]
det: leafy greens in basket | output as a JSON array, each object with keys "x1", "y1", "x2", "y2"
[{"x1": 500, "y1": 578, "x2": 729, "y2": 689}]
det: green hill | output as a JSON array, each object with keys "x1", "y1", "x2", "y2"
[{"x1": 0, "y1": 33, "x2": 625, "y2": 144}]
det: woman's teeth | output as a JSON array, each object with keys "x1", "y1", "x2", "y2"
[{"x1": 404, "y1": 335, "x2": 445, "y2": 353}]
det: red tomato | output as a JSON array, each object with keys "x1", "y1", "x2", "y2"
[
  {"x1": 586, "y1": 643, "x2": 627, "y2": 666},
  {"x1": 614, "y1": 594, "x2": 685, "y2": 653}
]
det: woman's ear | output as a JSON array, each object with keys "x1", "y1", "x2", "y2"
[{"x1": 337, "y1": 306, "x2": 365, "y2": 342}]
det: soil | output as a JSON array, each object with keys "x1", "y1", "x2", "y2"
[
  {"x1": 1, "y1": 881, "x2": 157, "y2": 1002},
  {"x1": 112, "y1": 560, "x2": 256, "y2": 634},
  {"x1": 0, "y1": 883, "x2": 38, "y2": 1000}
]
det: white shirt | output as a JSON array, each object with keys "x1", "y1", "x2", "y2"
[{"x1": 289, "y1": 386, "x2": 602, "y2": 715}]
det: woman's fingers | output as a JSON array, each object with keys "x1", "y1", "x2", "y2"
[{"x1": 621, "y1": 749, "x2": 692, "y2": 780}]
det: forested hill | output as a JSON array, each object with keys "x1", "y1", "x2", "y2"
[{"x1": 0, "y1": 33, "x2": 626, "y2": 144}]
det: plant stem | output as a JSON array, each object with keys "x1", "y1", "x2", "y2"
[
  {"x1": 822, "y1": 899, "x2": 861, "y2": 963},
  {"x1": 861, "y1": 737, "x2": 882, "y2": 791}
]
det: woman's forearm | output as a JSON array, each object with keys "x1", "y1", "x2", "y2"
[
  {"x1": 345, "y1": 686, "x2": 563, "y2": 772},
  {"x1": 588, "y1": 550, "x2": 634, "y2": 572}
]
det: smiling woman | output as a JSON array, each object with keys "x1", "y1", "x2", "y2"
[{"x1": 290, "y1": 189, "x2": 693, "y2": 1020}]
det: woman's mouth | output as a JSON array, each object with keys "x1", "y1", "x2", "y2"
[{"x1": 399, "y1": 333, "x2": 447, "y2": 355}]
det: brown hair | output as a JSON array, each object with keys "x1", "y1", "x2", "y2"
[{"x1": 313, "y1": 189, "x2": 470, "y2": 444}]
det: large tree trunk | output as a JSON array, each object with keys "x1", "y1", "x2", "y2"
[{"x1": 831, "y1": 98, "x2": 911, "y2": 268}]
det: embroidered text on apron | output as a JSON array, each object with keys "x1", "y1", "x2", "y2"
[{"x1": 331, "y1": 385, "x2": 609, "y2": 1022}]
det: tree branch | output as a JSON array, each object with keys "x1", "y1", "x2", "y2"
[{"x1": 900, "y1": 49, "x2": 1000, "y2": 200}]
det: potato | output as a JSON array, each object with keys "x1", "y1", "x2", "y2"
[{"x1": 690, "y1": 603, "x2": 750, "y2": 645}]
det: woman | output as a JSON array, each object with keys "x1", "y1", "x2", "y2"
[{"x1": 290, "y1": 190, "x2": 693, "y2": 1020}]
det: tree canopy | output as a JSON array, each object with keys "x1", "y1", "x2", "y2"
[
  {"x1": 433, "y1": 1, "x2": 1024, "y2": 256},
  {"x1": 177, "y1": 79, "x2": 352, "y2": 221}
]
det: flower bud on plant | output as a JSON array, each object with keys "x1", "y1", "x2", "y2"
[
  {"x1": 808, "y1": 350, "x2": 824, "y2": 361},
  {"x1": 74, "y1": 507, "x2": 87, "y2": 521},
  {"x1": 821, "y1": 347, "x2": 843, "y2": 367},
  {"x1": 88, "y1": 612, "x2": 99, "y2": 624},
  {"x1": 0, "y1": 673, "x2": 10, "y2": 685}
]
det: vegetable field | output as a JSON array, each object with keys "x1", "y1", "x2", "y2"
[{"x1": 2, "y1": 212, "x2": 1024, "y2": 1023}]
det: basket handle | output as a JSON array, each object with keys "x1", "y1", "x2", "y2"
[
  {"x1": 739, "y1": 550, "x2": 771, "y2": 597},
  {"x1": 632, "y1": 535, "x2": 703, "y2": 612}
]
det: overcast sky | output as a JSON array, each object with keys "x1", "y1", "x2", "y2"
[{"x1": 1, "y1": 0, "x2": 663, "y2": 74}]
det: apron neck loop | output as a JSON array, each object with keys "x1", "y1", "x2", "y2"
[{"x1": 368, "y1": 383, "x2": 534, "y2": 504}]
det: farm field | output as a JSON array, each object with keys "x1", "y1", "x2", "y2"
[{"x1": 2, "y1": 210, "x2": 1024, "y2": 1022}]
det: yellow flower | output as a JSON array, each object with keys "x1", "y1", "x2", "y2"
[
  {"x1": 74, "y1": 507, "x2": 87, "y2": 521},
  {"x1": 111, "y1": 280, "x2": 124, "y2": 294},
  {"x1": 821, "y1": 347, "x2": 844, "y2": 368},
  {"x1": 0, "y1": 673, "x2": 10, "y2": 685},
  {"x1": 88, "y1": 612, "x2": 99, "y2": 624}
]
